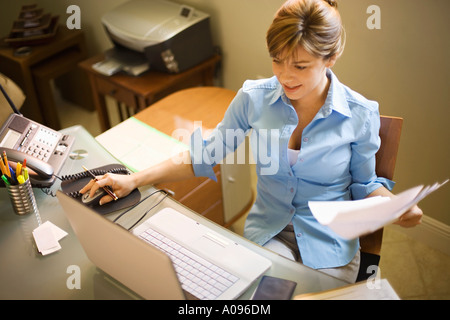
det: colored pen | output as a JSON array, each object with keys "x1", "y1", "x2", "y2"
[
  {"x1": 9, "y1": 165, "x2": 16, "y2": 184},
  {"x1": 23, "y1": 167, "x2": 29, "y2": 181},
  {"x1": 1, "y1": 174, "x2": 10, "y2": 186},
  {"x1": 82, "y1": 165, "x2": 118, "y2": 201},
  {"x1": 17, "y1": 175, "x2": 25, "y2": 184},
  {"x1": 16, "y1": 162, "x2": 22, "y2": 177}
]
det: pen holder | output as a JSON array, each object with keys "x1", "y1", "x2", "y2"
[{"x1": 6, "y1": 178, "x2": 39, "y2": 215}]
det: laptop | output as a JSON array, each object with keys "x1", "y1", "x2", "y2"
[{"x1": 56, "y1": 191, "x2": 272, "y2": 300}]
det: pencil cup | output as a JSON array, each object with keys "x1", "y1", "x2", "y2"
[{"x1": 6, "y1": 178, "x2": 39, "y2": 216}]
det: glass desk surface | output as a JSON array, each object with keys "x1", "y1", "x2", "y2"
[{"x1": 0, "y1": 125, "x2": 346, "y2": 300}]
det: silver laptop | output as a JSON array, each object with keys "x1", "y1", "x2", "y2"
[{"x1": 57, "y1": 191, "x2": 271, "y2": 300}]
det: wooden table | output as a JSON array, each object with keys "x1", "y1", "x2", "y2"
[
  {"x1": 0, "y1": 27, "x2": 88, "y2": 130},
  {"x1": 133, "y1": 87, "x2": 253, "y2": 227},
  {"x1": 79, "y1": 53, "x2": 221, "y2": 132}
]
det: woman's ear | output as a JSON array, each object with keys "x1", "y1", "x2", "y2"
[{"x1": 325, "y1": 54, "x2": 338, "y2": 68}]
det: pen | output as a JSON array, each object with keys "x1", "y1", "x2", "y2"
[
  {"x1": 1, "y1": 174, "x2": 10, "y2": 186},
  {"x1": 17, "y1": 175, "x2": 25, "y2": 184},
  {"x1": 16, "y1": 162, "x2": 22, "y2": 177},
  {"x1": 82, "y1": 165, "x2": 118, "y2": 201},
  {"x1": 9, "y1": 165, "x2": 16, "y2": 184}
]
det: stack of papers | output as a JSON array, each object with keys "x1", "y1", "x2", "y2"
[
  {"x1": 32, "y1": 221, "x2": 68, "y2": 255},
  {"x1": 309, "y1": 180, "x2": 448, "y2": 239}
]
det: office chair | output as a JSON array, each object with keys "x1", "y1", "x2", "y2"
[
  {"x1": 356, "y1": 115, "x2": 403, "y2": 282},
  {"x1": 0, "y1": 73, "x2": 25, "y2": 125}
]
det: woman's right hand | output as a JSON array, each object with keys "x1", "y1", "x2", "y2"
[{"x1": 79, "y1": 172, "x2": 137, "y2": 205}]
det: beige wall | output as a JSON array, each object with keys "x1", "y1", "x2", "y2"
[{"x1": 1, "y1": 1, "x2": 448, "y2": 225}]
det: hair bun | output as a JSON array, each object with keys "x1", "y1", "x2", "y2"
[{"x1": 324, "y1": 0, "x2": 338, "y2": 8}]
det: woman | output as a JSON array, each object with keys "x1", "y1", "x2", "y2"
[{"x1": 81, "y1": 0, "x2": 422, "y2": 283}]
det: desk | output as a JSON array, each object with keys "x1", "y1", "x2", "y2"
[
  {"x1": 79, "y1": 53, "x2": 221, "y2": 132},
  {"x1": 0, "y1": 125, "x2": 346, "y2": 299},
  {"x1": 0, "y1": 27, "x2": 88, "y2": 130}
]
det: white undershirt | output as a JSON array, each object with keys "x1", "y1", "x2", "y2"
[{"x1": 287, "y1": 148, "x2": 300, "y2": 167}]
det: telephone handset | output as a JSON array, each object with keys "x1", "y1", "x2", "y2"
[
  {"x1": 0, "y1": 113, "x2": 75, "y2": 187},
  {"x1": 0, "y1": 146, "x2": 53, "y2": 178}
]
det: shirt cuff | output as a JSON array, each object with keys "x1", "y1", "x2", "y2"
[
  {"x1": 190, "y1": 128, "x2": 217, "y2": 182},
  {"x1": 350, "y1": 177, "x2": 395, "y2": 200}
]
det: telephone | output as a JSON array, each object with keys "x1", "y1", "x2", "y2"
[{"x1": 0, "y1": 113, "x2": 75, "y2": 188}]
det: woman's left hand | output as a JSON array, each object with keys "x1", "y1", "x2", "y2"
[{"x1": 394, "y1": 205, "x2": 423, "y2": 228}]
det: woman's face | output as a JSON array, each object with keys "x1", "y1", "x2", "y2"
[{"x1": 272, "y1": 45, "x2": 336, "y2": 104}]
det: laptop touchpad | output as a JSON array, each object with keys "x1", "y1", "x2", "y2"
[{"x1": 192, "y1": 232, "x2": 228, "y2": 256}]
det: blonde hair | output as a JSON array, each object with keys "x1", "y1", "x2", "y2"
[{"x1": 266, "y1": 0, "x2": 345, "y2": 60}]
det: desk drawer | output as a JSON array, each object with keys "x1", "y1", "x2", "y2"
[
  {"x1": 96, "y1": 77, "x2": 137, "y2": 109},
  {"x1": 181, "y1": 171, "x2": 223, "y2": 223}
]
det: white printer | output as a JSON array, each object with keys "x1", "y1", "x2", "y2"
[{"x1": 100, "y1": 0, "x2": 214, "y2": 74}]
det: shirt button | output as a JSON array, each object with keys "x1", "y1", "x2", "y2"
[
  {"x1": 290, "y1": 208, "x2": 294, "y2": 214},
  {"x1": 297, "y1": 233, "x2": 302, "y2": 238},
  {"x1": 303, "y1": 137, "x2": 309, "y2": 142},
  {"x1": 290, "y1": 188, "x2": 294, "y2": 193},
  {"x1": 299, "y1": 158, "x2": 304, "y2": 162}
]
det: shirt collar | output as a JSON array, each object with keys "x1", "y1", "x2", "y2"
[
  {"x1": 268, "y1": 78, "x2": 285, "y2": 105},
  {"x1": 268, "y1": 69, "x2": 352, "y2": 118},
  {"x1": 323, "y1": 69, "x2": 352, "y2": 118}
]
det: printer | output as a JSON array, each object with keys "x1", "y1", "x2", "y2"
[{"x1": 99, "y1": 0, "x2": 214, "y2": 75}]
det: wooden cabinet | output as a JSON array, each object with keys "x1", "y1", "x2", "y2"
[
  {"x1": 0, "y1": 27, "x2": 88, "y2": 130},
  {"x1": 95, "y1": 77, "x2": 139, "y2": 110},
  {"x1": 80, "y1": 54, "x2": 221, "y2": 131}
]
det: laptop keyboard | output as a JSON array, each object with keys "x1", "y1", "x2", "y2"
[{"x1": 138, "y1": 227, "x2": 239, "y2": 300}]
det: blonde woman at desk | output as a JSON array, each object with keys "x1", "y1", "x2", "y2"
[{"x1": 81, "y1": 0, "x2": 422, "y2": 283}]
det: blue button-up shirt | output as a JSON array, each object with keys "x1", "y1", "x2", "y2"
[{"x1": 190, "y1": 69, "x2": 393, "y2": 269}]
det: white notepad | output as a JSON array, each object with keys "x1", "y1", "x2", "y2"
[{"x1": 95, "y1": 117, "x2": 189, "y2": 172}]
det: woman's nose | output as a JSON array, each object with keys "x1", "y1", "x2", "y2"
[{"x1": 278, "y1": 67, "x2": 293, "y2": 83}]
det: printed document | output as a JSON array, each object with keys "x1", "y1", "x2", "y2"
[{"x1": 309, "y1": 180, "x2": 448, "y2": 239}]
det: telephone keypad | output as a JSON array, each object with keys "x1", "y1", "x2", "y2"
[
  {"x1": 19, "y1": 126, "x2": 62, "y2": 161},
  {"x1": 26, "y1": 141, "x2": 52, "y2": 161}
]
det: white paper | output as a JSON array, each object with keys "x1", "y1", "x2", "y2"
[
  {"x1": 309, "y1": 179, "x2": 448, "y2": 240},
  {"x1": 32, "y1": 221, "x2": 68, "y2": 255},
  {"x1": 95, "y1": 117, "x2": 189, "y2": 172}
]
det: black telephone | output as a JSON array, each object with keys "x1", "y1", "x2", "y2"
[{"x1": 0, "y1": 82, "x2": 74, "y2": 188}]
